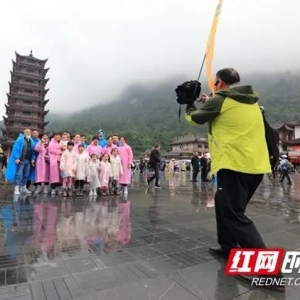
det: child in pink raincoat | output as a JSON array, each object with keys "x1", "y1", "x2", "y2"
[
  {"x1": 118, "y1": 137, "x2": 133, "y2": 196},
  {"x1": 99, "y1": 153, "x2": 112, "y2": 196},
  {"x1": 60, "y1": 141, "x2": 77, "y2": 197}
]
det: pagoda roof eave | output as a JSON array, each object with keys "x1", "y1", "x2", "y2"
[
  {"x1": 15, "y1": 51, "x2": 48, "y2": 63},
  {"x1": 7, "y1": 93, "x2": 45, "y2": 101},
  {"x1": 9, "y1": 82, "x2": 48, "y2": 92},
  {"x1": 10, "y1": 70, "x2": 49, "y2": 82}
]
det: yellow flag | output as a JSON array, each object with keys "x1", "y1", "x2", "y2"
[{"x1": 205, "y1": 0, "x2": 223, "y2": 95}]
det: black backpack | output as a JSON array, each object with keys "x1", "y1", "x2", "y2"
[{"x1": 261, "y1": 109, "x2": 280, "y2": 166}]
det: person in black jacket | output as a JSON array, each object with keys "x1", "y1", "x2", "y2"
[
  {"x1": 200, "y1": 154, "x2": 208, "y2": 182},
  {"x1": 147, "y1": 144, "x2": 161, "y2": 188},
  {"x1": 190, "y1": 152, "x2": 200, "y2": 182}
]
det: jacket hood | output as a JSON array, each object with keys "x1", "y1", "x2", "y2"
[
  {"x1": 216, "y1": 85, "x2": 259, "y2": 104},
  {"x1": 97, "y1": 129, "x2": 106, "y2": 139}
]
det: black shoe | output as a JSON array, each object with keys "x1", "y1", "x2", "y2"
[
  {"x1": 154, "y1": 185, "x2": 161, "y2": 189},
  {"x1": 209, "y1": 246, "x2": 230, "y2": 259}
]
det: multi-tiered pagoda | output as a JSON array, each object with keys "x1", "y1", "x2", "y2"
[{"x1": 1, "y1": 51, "x2": 49, "y2": 150}]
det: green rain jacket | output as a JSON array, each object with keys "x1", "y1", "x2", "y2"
[{"x1": 185, "y1": 85, "x2": 271, "y2": 175}]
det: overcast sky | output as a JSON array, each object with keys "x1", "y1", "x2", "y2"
[{"x1": 0, "y1": 0, "x2": 299, "y2": 116}]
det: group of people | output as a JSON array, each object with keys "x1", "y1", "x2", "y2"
[{"x1": 5, "y1": 129, "x2": 134, "y2": 197}]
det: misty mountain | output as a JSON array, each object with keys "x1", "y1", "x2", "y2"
[{"x1": 46, "y1": 71, "x2": 300, "y2": 152}]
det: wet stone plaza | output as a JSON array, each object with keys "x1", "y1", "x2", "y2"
[{"x1": 0, "y1": 172, "x2": 300, "y2": 300}]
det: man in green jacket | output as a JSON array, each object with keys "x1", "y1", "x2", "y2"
[{"x1": 185, "y1": 68, "x2": 279, "y2": 285}]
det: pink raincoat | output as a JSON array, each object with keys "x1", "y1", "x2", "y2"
[
  {"x1": 34, "y1": 142, "x2": 50, "y2": 183},
  {"x1": 102, "y1": 144, "x2": 117, "y2": 156},
  {"x1": 99, "y1": 161, "x2": 112, "y2": 188},
  {"x1": 118, "y1": 143, "x2": 133, "y2": 185},
  {"x1": 86, "y1": 143, "x2": 103, "y2": 157},
  {"x1": 48, "y1": 138, "x2": 62, "y2": 184},
  {"x1": 73, "y1": 140, "x2": 81, "y2": 154}
]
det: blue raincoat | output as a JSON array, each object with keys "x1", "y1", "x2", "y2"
[
  {"x1": 5, "y1": 134, "x2": 37, "y2": 182},
  {"x1": 97, "y1": 129, "x2": 107, "y2": 147}
]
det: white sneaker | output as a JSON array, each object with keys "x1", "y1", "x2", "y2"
[
  {"x1": 51, "y1": 189, "x2": 56, "y2": 196},
  {"x1": 34, "y1": 186, "x2": 42, "y2": 194},
  {"x1": 21, "y1": 186, "x2": 32, "y2": 195},
  {"x1": 14, "y1": 186, "x2": 20, "y2": 195},
  {"x1": 89, "y1": 189, "x2": 94, "y2": 196},
  {"x1": 124, "y1": 186, "x2": 128, "y2": 196},
  {"x1": 93, "y1": 189, "x2": 98, "y2": 196},
  {"x1": 43, "y1": 185, "x2": 49, "y2": 194}
]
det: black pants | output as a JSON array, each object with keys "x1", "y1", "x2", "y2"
[
  {"x1": 201, "y1": 167, "x2": 207, "y2": 181},
  {"x1": 50, "y1": 183, "x2": 61, "y2": 189},
  {"x1": 280, "y1": 170, "x2": 291, "y2": 183},
  {"x1": 26, "y1": 180, "x2": 38, "y2": 189},
  {"x1": 192, "y1": 168, "x2": 199, "y2": 181},
  {"x1": 149, "y1": 164, "x2": 159, "y2": 186},
  {"x1": 215, "y1": 169, "x2": 266, "y2": 251},
  {"x1": 75, "y1": 180, "x2": 84, "y2": 189}
]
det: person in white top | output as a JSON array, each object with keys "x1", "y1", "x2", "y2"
[{"x1": 110, "y1": 148, "x2": 123, "y2": 195}]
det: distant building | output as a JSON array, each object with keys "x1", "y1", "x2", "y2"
[
  {"x1": 0, "y1": 51, "x2": 50, "y2": 150},
  {"x1": 167, "y1": 135, "x2": 208, "y2": 159},
  {"x1": 274, "y1": 121, "x2": 300, "y2": 163}
]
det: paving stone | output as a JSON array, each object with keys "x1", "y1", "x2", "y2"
[
  {"x1": 1, "y1": 175, "x2": 300, "y2": 299},
  {"x1": 65, "y1": 256, "x2": 98, "y2": 274},
  {"x1": 167, "y1": 250, "x2": 207, "y2": 267},
  {"x1": 125, "y1": 245, "x2": 164, "y2": 261},
  {"x1": 73, "y1": 275, "x2": 200, "y2": 300}
]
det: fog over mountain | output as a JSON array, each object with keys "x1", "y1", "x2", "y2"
[{"x1": 0, "y1": 0, "x2": 300, "y2": 117}]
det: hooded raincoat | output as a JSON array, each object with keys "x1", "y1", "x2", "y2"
[{"x1": 185, "y1": 85, "x2": 271, "y2": 175}]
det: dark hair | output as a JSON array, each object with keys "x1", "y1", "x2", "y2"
[
  {"x1": 78, "y1": 144, "x2": 84, "y2": 148},
  {"x1": 107, "y1": 136, "x2": 113, "y2": 141},
  {"x1": 154, "y1": 143, "x2": 160, "y2": 149},
  {"x1": 67, "y1": 141, "x2": 74, "y2": 146},
  {"x1": 216, "y1": 68, "x2": 240, "y2": 85},
  {"x1": 81, "y1": 134, "x2": 85, "y2": 138},
  {"x1": 92, "y1": 136, "x2": 99, "y2": 141}
]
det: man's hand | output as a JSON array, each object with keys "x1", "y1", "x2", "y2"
[
  {"x1": 15, "y1": 159, "x2": 20, "y2": 165},
  {"x1": 31, "y1": 160, "x2": 35, "y2": 166},
  {"x1": 201, "y1": 93, "x2": 209, "y2": 103}
]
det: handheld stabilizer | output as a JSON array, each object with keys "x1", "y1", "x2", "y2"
[{"x1": 175, "y1": 80, "x2": 201, "y2": 105}]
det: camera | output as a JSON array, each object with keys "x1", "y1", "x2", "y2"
[{"x1": 175, "y1": 80, "x2": 201, "y2": 105}]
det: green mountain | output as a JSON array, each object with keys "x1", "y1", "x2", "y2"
[{"x1": 2, "y1": 71, "x2": 300, "y2": 152}]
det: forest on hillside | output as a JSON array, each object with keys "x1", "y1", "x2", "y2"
[{"x1": 1, "y1": 71, "x2": 300, "y2": 153}]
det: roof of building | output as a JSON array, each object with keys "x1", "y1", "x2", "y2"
[
  {"x1": 16, "y1": 51, "x2": 48, "y2": 63},
  {"x1": 273, "y1": 121, "x2": 300, "y2": 130},
  {"x1": 283, "y1": 138, "x2": 300, "y2": 146},
  {"x1": 170, "y1": 135, "x2": 207, "y2": 145}
]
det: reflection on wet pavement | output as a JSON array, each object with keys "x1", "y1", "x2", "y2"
[{"x1": 0, "y1": 172, "x2": 300, "y2": 299}]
